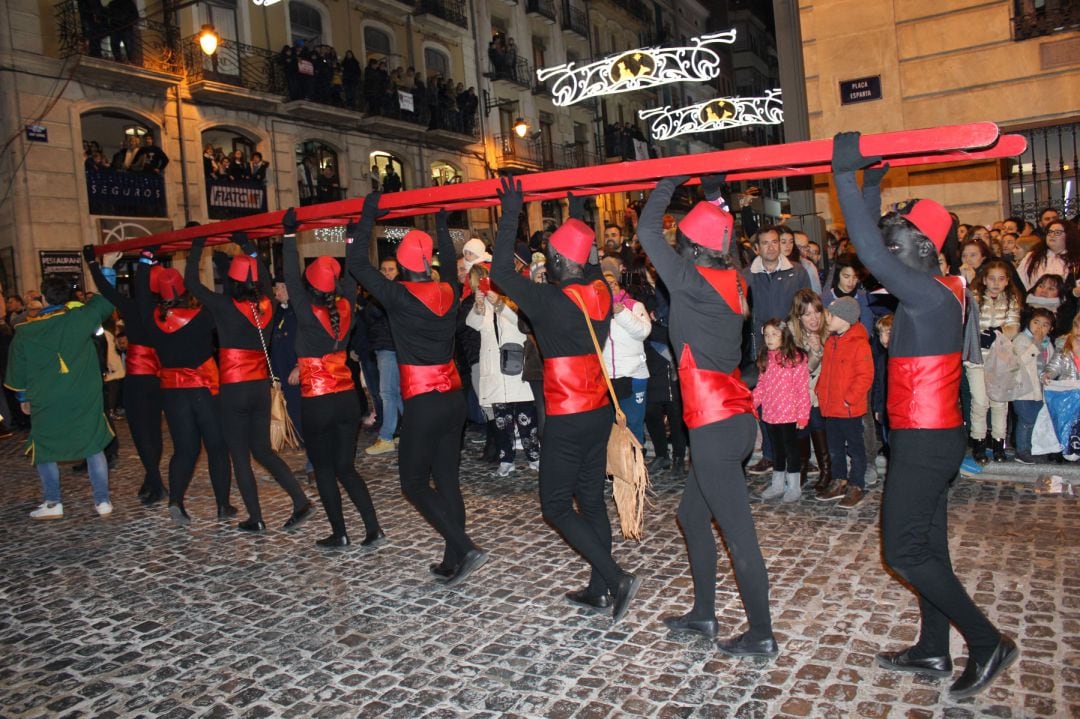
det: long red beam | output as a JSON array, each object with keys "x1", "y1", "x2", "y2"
[{"x1": 98, "y1": 123, "x2": 1020, "y2": 254}]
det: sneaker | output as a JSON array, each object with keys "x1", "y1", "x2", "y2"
[
  {"x1": 1013, "y1": 452, "x2": 1035, "y2": 465},
  {"x1": 528, "y1": 460, "x2": 540, "y2": 472},
  {"x1": 95, "y1": 501, "x2": 113, "y2": 517},
  {"x1": 959, "y1": 457, "x2": 984, "y2": 477},
  {"x1": 365, "y1": 438, "x2": 397, "y2": 456},
  {"x1": 30, "y1": 501, "x2": 63, "y2": 520},
  {"x1": 496, "y1": 462, "x2": 514, "y2": 477},
  {"x1": 838, "y1": 486, "x2": 865, "y2": 509},
  {"x1": 816, "y1": 480, "x2": 847, "y2": 502},
  {"x1": 746, "y1": 457, "x2": 773, "y2": 476},
  {"x1": 864, "y1": 465, "x2": 880, "y2": 487}
]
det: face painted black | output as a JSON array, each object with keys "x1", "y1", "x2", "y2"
[{"x1": 879, "y1": 212, "x2": 939, "y2": 274}]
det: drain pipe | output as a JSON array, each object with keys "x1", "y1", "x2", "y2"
[{"x1": 174, "y1": 82, "x2": 191, "y2": 225}]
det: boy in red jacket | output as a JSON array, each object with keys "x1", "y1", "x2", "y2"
[{"x1": 816, "y1": 296, "x2": 874, "y2": 508}]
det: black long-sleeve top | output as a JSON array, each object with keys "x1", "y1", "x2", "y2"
[
  {"x1": 346, "y1": 211, "x2": 458, "y2": 366},
  {"x1": 282, "y1": 235, "x2": 354, "y2": 358},
  {"x1": 834, "y1": 171, "x2": 962, "y2": 359},
  {"x1": 184, "y1": 238, "x2": 273, "y2": 351},
  {"x1": 490, "y1": 207, "x2": 611, "y2": 359},
  {"x1": 636, "y1": 181, "x2": 743, "y2": 374},
  {"x1": 86, "y1": 259, "x2": 152, "y2": 347},
  {"x1": 134, "y1": 262, "x2": 215, "y2": 369}
]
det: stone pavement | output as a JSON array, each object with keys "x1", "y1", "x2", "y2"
[{"x1": 1, "y1": 421, "x2": 1077, "y2": 719}]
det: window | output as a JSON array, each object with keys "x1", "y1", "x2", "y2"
[
  {"x1": 289, "y1": 2, "x2": 323, "y2": 46},
  {"x1": 364, "y1": 26, "x2": 392, "y2": 57},
  {"x1": 296, "y1": 140, "x2": 341, "y2": 206},
  {"x1": 424, "y1": 47, "x2": 450, "y2": 79}
]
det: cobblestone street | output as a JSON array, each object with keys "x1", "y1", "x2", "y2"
[{"x1": 1, "y1": 421, "x2": 1077, "y2": 719}]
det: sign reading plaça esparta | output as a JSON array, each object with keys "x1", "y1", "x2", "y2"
[{"x1": 536, "y1": 31, "x2": 736, "y2": 106}]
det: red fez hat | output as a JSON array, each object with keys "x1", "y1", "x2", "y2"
[
  {"x1": 396, "y1": 229, "x2": 433, "y2": 273},
  {"x1": 549, "y1": 219, "x2": 594, "y2": 264},
  {"x1": 155, "y1": 268, "x2": 185, "y2": 301},
  {"x1": 305, "y1": 256, "x2": 340, "y2": 293},
  {"x1": 900, "y1": 199, "x2": 951, "y2": 251},
  {"x1": 228, "y1": 255, "x2": 257, "y2": 283},
  {"x1": 680, "y1": 202, "x2": 734, "y2": 252}
]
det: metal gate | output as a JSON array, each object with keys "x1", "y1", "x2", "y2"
[{"x1": 1007, "y1": 122, "x2": 1079, "y2": 222}]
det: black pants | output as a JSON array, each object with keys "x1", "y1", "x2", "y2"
[
  {"x1": 301, "y1": 390, "x2": 379, "y2": 539},
  {"x1": 398, "y1": 390, "x2": 474, "y2": 567},
  {"x1": 677, "y1": 414, "x2": 773, "y2": 638},
  {"x1": 493, "y1": 401, "x2": 540, "y2": 463},
  {"x1": 826, "y1": 416, "x2": 866, "y2": 488},
  {"x1": 161, "y1": 387, "x2": 232, "y2": 507},
  {"x1": 124, "y1": 374, "x2": 164, "y2": 492},
  {"x1": 764, "y1": 421, "x2": 799, "y2": 473},
  {"x1": 540, "y1": 405, "x2": 624, "y2": 596},
  {"x1": 528, "y1": 380, "x2": 546, "y2": 439},
  {"x1": 221, "y1": 380, "x2": 308, "y2": 522},
  {"x1": 882, "y1": 427, "x2": 1000, "y2": 662},
  {"x1": 646, "y1": 398, "x2": 687, "y2": 463}
]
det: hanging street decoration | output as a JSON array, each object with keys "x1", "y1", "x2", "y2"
[
  {"x1": 639, "y1": 89, "x2": 784, "y2": 141},
  {"x1": 536, "y1": 30, "x2": 736, "y2": 107}
]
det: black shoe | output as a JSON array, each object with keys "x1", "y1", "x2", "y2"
[
  {"x1": 948, "y1": 636, "x2": 1018, "y2": 700},
  {"x1": 648, "y1": 456, "x2": 671, "y2": 473},
  {"x1": 717, "y1": 631, "x2": 779, "y2": 658},
  {"x1": 361, "y1": 529, "x2": 386, "y2": 547},
  {"x1": 611, "y1": 573, "x2": 641, "y2": 624},
  {"x1": 168, "y1": 502, "x2": 190, "y2": 526},
  {"x1": 442, "y1": 548, "x2": 489, "y2": 587},
  {"x1": 429, "y1": 562, "x2": 454, "y2": 579},
  {"x1": 875, "y1": 648, "x2": 953, "y2": 678},
  {"x1": 972, "y1": 439, "x2": 989, "y2": 465},
  {"x1": 282, "y1": 502, "x2": 313, "y2": 530},
  {"x1": 141, "y1": 488, "x2": 166, "y2": 507},
  {"x1": 237, "y1": 518, "x2": 266, "y2": 532},
  {"x1": 992, "y1": 439, "x2": 1007, "y2": 463},
  {"x1": 216, "y1": 503, "x2": 238, "y2": 520},
  {"x1": 662, "y1": 614, "x2": 719, "y2": 639},
  {"x1": 670, "y1": 459, "x2": 686, "y2": 478},
  {"x1": 136, "y1": 482, "x2": 150, "y2": 500},
  {"x1": 565, "y1": 589, "x2": 612, "y2": 610},
  {"x1": 316, "y1": 534, "x2": 350, "y2": 548}
]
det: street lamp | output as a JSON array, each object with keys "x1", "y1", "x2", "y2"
[
  {"x1": 513, "y1": 117, "x2": 529, "y2": 138},
  {"x1": 198, "y1": 24, "x2": 219, "y2": 56}
]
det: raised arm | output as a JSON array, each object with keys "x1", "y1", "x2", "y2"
[
  {"x1": 346, "y1": 192, "x2": 404, "y2": 307},
  {"x1": 636, "y1": 176, "x2": 695, "y2": 289},
  {"x1": 281, "y1": 208, "x2": 312, "y2": 316},
  {"x1": 490, "y1": 177, "x2": 545, "y2": 314},
  {"x1": 831, "y1": 132, "x2": 938, "y2": 306},
  {"x1": 184, "y1": 236, "x2": 226, "y2": 310},
  {"x1": 82, "y1": 245, "x2": 126, "y2": 310},
  {"x1": 133, "y1": 251, "x2": 158, "y2": 334},
  {"x1": 434, "y1": 208, "x2": 458, "y2": 298}
]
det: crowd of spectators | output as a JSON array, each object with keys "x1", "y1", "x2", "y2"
[
  {"x1": 203, "y1": 145, "x2": 269, "y2": 184},
  {"x1": 487, "y1": 33, "x2": 519, "y2": 79},
  {"x1": 84, "y1": 134, "x2": 169, "y2": 176},
  {"x1": 605, "y1": 122, "x2": 650, "y2": 160}
]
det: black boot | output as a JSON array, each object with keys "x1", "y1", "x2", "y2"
[
  {"x1": 479, "y1": 420, "x2": 499, "y2": 464},
  {"x1": 972, "y1": 438, "x2": 989, "y2": 465},
  {"x1": 810, "y1": 429, "x2": 831, "y2": 494},
  {"x1": 992, "y1": 438, "x2": 1007, "y2": 463}
]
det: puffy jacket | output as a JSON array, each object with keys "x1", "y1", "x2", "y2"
[
  {"x1": 465, "y1": 301, "x2": 534, "y2": 406},
  {"x1": 602, "y1": 299, "x2": 651, "y2": 380},
  {"x1": 817, "y1": 322, "x2": 874, "y2": 418},
  {"x1": 1044, "y1": 336, "x2": 1080, "y2": 381}
]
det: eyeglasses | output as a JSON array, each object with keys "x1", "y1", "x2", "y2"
[{"x1": 1046, "y1": 229, "x2": 1065, "y2": 236}]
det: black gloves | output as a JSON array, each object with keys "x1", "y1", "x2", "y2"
[
  {"x1": 435, "y1": 208, "x2": 449, "y2": 230},
  {"x1": 82, "y1": 244, "x2": 98, "y2": 265},
  {"x1": 282, "y1": 207, "x2": 299, "y2": 235},
  {"x1": 567, "y1": 192, "x2": 585, "y2": 221},
  {"x1": 497, "y1": 176, "x2": 524, "y2": 216},
  {"x1": 832, "y1": 131, "x2": 881, "y2": 174},
  {"x1": 700, "y1": 173, "x2": 727, "y2": 202},
  {"x1": 863, "y1": 162, "x2": 891, "y2": 188},
  {"x1": 362, "y1": 191, "x2": 386, "y2": 219}
]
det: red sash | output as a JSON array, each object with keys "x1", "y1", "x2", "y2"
[
  {"x1": 678, "y1": 345, "x2": 755, "y2": 429},
  {"x1": 543, "y1": 354, "x2": 609, "y2": 415},
  {"x1": 160, "y1": 357, "x2": 220, "y2": 395},
  {"x1": 402, "y1": 281, "x2": 455, "y2": 316},
  {"x1": 887, "y1": 353, "x2": 962, "y2": 429},
  {"x1": 125, "y1": 343, "x2": 160, "y2": 376},
  {"x1": 399, "y1": 361, "x2": 462, "y2": 400},
  {"x1": 298, "y1": 351, "x2": 353, "y2": 397},
  {"x1": 154, "y1": 307, "x2": 200, "y2": 333},
  {"x1": 312, "y1": 298, "x2": 351, "y2": 341},
  {"x1": 232, "y1": 296, "x2": 273, "y2": 329},
  {"x1": 219, "y1": 348, "x2": 269, "y2": 384},
  {"x1": 696, "y1": 267, "x2": 745, "y2": 315}
]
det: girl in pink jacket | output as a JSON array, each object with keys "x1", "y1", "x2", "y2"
[{"x1": 752, "y1": 318, "x2": 811, "y2": 502}]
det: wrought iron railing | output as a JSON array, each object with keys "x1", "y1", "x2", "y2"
[
  {"x1": 298, "y1": 184, "x2": 348, "y2": 207},
  {"x1": 55, "y1": 1, "x2": 181, "y2": 74},
  {"x1": 490, "y1": 56, "x2": 534, "y2": 89},
  {"x1": 559, "y1": 142, "x2": 598, "y2": 169},
  {"x1": 561, "y1": 3, "x2": 588, "y2": 37},
  {"x1": 526, "y1": 0, "x2": 557, "y2": 23},
  {"x1": 1013, "y1": 1, "x2": 1079, "y2": 40},
  {"x1": 182, "y1": 35, "x2": 285, "y2": 95},
  {"x1": 415, "y1": 0, "x2": 468, "y2": 29},
  {"x1": 1007, "y1": 122, "x2": 1079, "y2": 222},
  {"x1": 495, "y1": 133, "x2": 543, "y2": 167}
]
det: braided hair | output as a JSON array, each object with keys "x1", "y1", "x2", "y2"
[{"x1": 310, "y1": 288, "x2": 340, "y2": 338}]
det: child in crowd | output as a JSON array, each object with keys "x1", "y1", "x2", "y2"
[
  {"x1": 752, "y1": 319, "x2": 810, "y2": 503},
  {"x1": 870, "y1": 314, "x2": 893, "y2": 458},
  {"x1": 966, "y1": 259, "x2": 1023, "y2": 463},
  {"x1": 815, "y1": 297, "x2": 874, "y2": 508},
  {"x1": 1024, "y1": 273, "x2": 1077, "y2": 341},
  {"x1": 1011, "y1": 308, "x2": 1055, "y2": 464}
]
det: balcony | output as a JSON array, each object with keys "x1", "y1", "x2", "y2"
[
  {"x1": 55, "y1": 2, "x2": 181, "y2": 92},
  {"x1": 489, "y1": 56, "x2": 534, "y2": 90},
  {"x1": 558, "y1": 142, "x2": 599, "y2": 169},
  {"x1": 427, "y1": 108, "x2": 481, "y2": 149},
  {"x1": 298, "y1": 184, "x2": 348, "y2": 208},
  {"x1": 526, "y1": 0, "x2": 557, "y2": 24},
  {"x1": 86, "y1": 169, "x2": 167, "y2": 218},
  {"x1": 494, "y1": 133, "x2": 543, "y2": 171},
  {"x1": 1013, "y1": 2, "x2": 1079, "y2": 40},
  {"x1": 206, "y1": 178, "x2": 268, "y2": 220},
  {"x1": 182, "y1": 36, "x2": 285, "y2": 110},
  {"x1": 561, "y1": 3, "x2": 588, "y2": 38},
  {"x1": 414, "y1": 0, "x2": 468, "y2": 30}
]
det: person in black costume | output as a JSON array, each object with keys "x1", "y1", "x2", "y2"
[
  {"x1": 281, "y1": 209, "x2": 383, "y2": 549},
  {"x1": 831, "y1": 133, "x2": 1017, "y2": 699},
  {"x1": 491, "y1": 179, "x2": 641, "y2": 624},
  {"x1": 637, "y1": 175, "x2": 777, "y2": 657},
  {"x1": 134, "y1": 255, "x2": 234, "y2": 524},
  {"x1": 82, "y1": 245, "x2": 167, "y2": 505},
  {"x1": 185, "y1": 234, "x2": 313, "y2": 532},
  {"x1": 347, "y1": 194, "x2": 488, "y2": 586}
]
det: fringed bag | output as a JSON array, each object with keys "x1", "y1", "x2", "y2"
[
  {"x1": 252, "y1": 302, "x2": 301, "y2": 452},
  {"x1": 567, "y1": 290, "x2": 650, "y2": 541}
]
